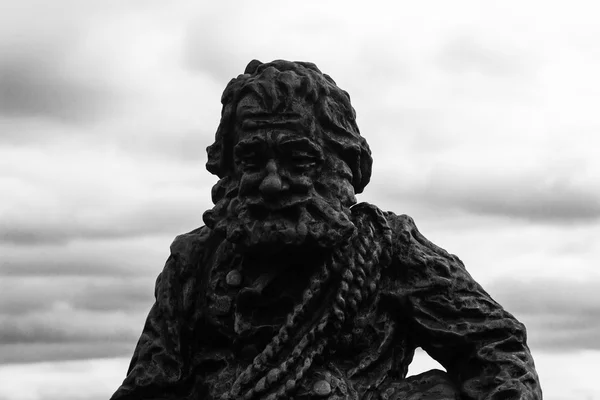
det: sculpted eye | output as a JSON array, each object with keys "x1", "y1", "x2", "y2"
[
  {"x1": 233, "y1": 139, "x2": 268, "y2": 172},
  {"x1": 240, "y1": 153, "x2": 265, "y2": 171},
  {"x1": 289, "y1": 153, "x2": 319, "y2": 170}
]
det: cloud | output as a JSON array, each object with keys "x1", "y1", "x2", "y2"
[
  {"x1": 487, "y1": 278, "x2": 600, "y2": 351},
  {"x1": 369, "y1": 146, "x2": 600, "y2": 224},
  {"x1": 0, "y1": 342, "x2": 134, "y2": 366},
  {"x1": 0, "y1": 303, "x2": 145, "y2": 345},
  {"x1": 0, "y1": 297, "x2": 148, "y2": 363},
  {"x1": 0, "y1": 0, "x2": 222, "y2": 151},
  {"x1": 0, "y1": 276, "x2": 154, "y2": 315},
  {"x1": 116, "y1": 128, "x2": 217, "y2": 165},
  {"x1": 0, "y1": 237, "x2": 171, "y2": 277},
  {"x1": 0, "y1": 193, "x2": 205, "y2": 246},
  {"x1": 0, "y1": 1, "x2": 120, "y2": 125},
  {"x1": 0, "y1": 53, "x2": 112, "y2": 123},
  {"x1": 0, "y1": 275, "x2": 156, "y2": 363},
  {"x1": 0, "y1": 358, "x2": 130, "y2": 400},
  {"x1": 183, "y1": 1, "x2": 382, "y2": 83},
  {"x1": 436, "y1": 33, "x2": 537, "y2": 78},
  {"x1": 0, "y1": 145, "x2": 212, "y2": 247},
  {"x1": 418, "y1": 168, "x2": 600, "y2": 223}
]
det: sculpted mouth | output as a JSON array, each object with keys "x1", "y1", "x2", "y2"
[
  {"x1": 244, "y1": 196, "x2": 310, "y2": 212},
  {"x1": 246, "y1": 204, "x2": 300, "y2": 221},
  {"x1": 244, "y1": 197, "x2": 310, "y2": 221}
]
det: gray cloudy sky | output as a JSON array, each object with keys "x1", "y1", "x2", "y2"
[{"x1": 1, "y1": 1, "x2": 599, "y2": 399}]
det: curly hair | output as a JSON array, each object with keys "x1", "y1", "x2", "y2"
[{"x1": 206, "y1": 59, "x2": 373, "y2": 195}]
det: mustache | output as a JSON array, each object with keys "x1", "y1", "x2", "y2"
[
  {"x1": 243, "y1": 195, "x2": 312, "y2": 212},
  {"x1": 203, "y1": 187, "x2": 356, "y2": 249}
]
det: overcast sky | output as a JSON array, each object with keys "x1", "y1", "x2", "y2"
[{"x1": 1, "y1": 1, "x2": 599, "y2": 399}]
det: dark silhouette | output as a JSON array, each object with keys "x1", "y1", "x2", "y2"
[{"x1": 112, "y1": 60, "x2": 542, "y2": 400}]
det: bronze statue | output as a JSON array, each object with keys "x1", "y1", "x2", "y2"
[{"x1": 111, "y1": 60, "x2": 542, "y2": 399}]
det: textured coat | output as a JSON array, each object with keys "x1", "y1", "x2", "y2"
[{"x1": 111, "y1": 210, "x2": 541, "y2": 400}]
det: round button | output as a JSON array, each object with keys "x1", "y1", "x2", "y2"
[
  {"x1": 226, "y1": 270, "x2": 242, "y2": 287},
  {"x1": 313, "y1": 380, "x2": 331, "y2": 397}
]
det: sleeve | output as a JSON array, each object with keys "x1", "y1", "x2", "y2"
[
  {"x1": 110, "y1": 227, "x2": 209, "y2": 400},
  {"x1": 386, "y1": 213, "x2": 542, "y2": 400}
]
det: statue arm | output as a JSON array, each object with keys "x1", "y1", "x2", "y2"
[
  {"x1": 386, "y1": 213, "x2": 542, "y2": 400},
  {"x1": 110, "y1": 227, "x2": 210, "y2": 400}
]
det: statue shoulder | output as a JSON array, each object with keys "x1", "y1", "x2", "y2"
[
  {"x1": 161, "y1": 226, "x2": 219, "y2": 281},
  {"x1": 383, "y1": 211, "x2": 465, "y2": 273},
  {"x1": 154, "y1": 226, "x2": 219, "y2": 306},
  {"x1": 170, "y1": 225, "x2": 213, "y2": 258}
]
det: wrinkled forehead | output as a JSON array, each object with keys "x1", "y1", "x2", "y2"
[{"x1": 234, "y1": 93, "x2": 317, "y2": 142}]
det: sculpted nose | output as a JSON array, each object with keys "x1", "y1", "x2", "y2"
[{"x1": 259, "y1": 160, "x2": 283, "y2": 197}]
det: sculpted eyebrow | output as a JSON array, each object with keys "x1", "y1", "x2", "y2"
[
  {"x1": 239, "y1": 109, "x2": 301, "y2": 119},
  {"x1": 233, "y1": 139, "x2": 265, "y2": 156},
  {"x1": 241, "y1": 118, "x2": 305, "y2": 131},
  {"x1": 279, "y1": 138, "x2": 322, "y2": 156}
]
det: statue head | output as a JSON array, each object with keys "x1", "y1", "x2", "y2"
[{"x1": 203, "y1": 59, "x2": 373, "y2": 251}]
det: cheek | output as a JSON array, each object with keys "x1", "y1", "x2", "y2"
[
  {"x1": 288, "y1": 175, "x2": 313, "y2": 192},
  {"x1": 314, "y1": 174, "x2": 356, "y2": 205},
  {"x1": 337, "y1": 180, "x2": 357, "y2": 205},
  {"x1": 238, "y1": 172, "x2": 264, "y2": 195},
  {"x1": 326, "y1": 158, "x2": 353, "y2": 183}
]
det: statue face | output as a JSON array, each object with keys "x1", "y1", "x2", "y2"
[
  {"x1": 204, "y1": 93, "x2": 356, "y2": 252},
  {"x1": 233, "y1": 94, "x2": 324, "y2": 220}
]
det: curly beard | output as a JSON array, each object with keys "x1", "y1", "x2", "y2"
[{"x1": 203, "y1": 180, "x2": 356, "y2": 252}]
